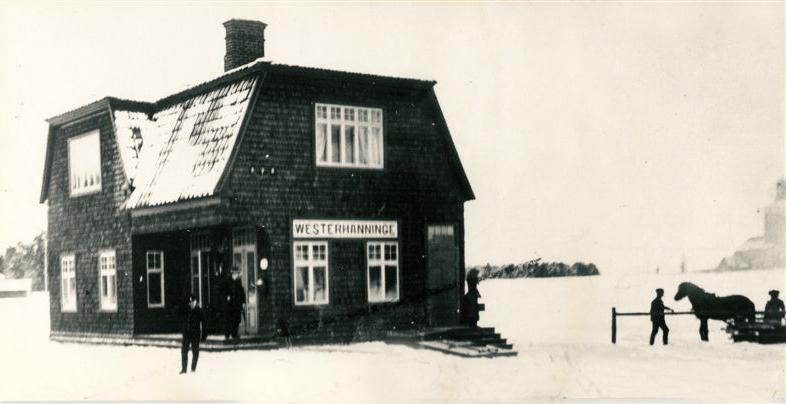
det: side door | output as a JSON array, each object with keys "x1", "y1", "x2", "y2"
[{"x1": 426, "y1": 224, "x2": 460, "y2": 327}]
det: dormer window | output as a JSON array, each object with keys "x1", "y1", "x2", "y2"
[
  {"x1": 315, "y1": 103, "x2": 383, "y2": 169},
  {"x1": 68, "y1": 129, "x2": 102, "y2": 196}
]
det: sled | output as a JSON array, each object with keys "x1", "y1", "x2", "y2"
[{"x1": 724, "y1": 314, "x2": 786, "y2": 344}]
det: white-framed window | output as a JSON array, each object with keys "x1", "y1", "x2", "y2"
[
  {"x1": 60, "y1": 254, "x2": 77, "y2": 312},
  {"x1": 67, "y1": 129, "x2": 102, "y2": 196},
  {"x1": 367, "y1": 242, "x2": 399, "y2": 302},
  {"x1": 315, "y1": 103, "x2": 383, "y2": 169},
  {"x1": 293, "y1": 241, "x2": 329, "y2": 305},
  {"x1": 98, "y1": 250, "x2": 117, "y2": 311},
  {"x1": 146, "y1": 251, "x2": 164, "y2": 308}
]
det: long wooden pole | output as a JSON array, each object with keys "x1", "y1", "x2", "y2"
[
  {"x1": 610, "y1": 309, "x2": 770, "y2": 343},
  {"x1": 614, "y1": 310, "x2": 769, "y2": 316}
]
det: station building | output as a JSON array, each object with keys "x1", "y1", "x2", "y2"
[{"x1": 40, "y1": 20, "x2": 474, "y2": 341}]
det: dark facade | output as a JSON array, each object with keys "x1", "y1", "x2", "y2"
[
  {"x1": 40, "y1": 20, "x2": 474, "y2": 342},
  {"x1": 44, "y1": 109, "x2": 135, "y2": 336}
]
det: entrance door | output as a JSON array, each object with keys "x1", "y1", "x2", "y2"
[
  {"x1": 426, "y1": 224, "x2": 460, "y2": 327},
  {"x1": 190, "y1": 252, "x2": 212, "y2": 307},
  {"x1": 232, "y1": 229, "x2": 258, "y2": 334}
]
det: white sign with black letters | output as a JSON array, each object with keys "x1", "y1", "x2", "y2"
[{"x1": 293, "y1": 219, "x2": 398, "y2": 239}]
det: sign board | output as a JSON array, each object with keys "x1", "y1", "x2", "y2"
[{"x1": 293, "y1": 219, "x2": 398, "y2": 239}]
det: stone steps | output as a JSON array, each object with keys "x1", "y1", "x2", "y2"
[{"x1": 387, "y1": 326, "x2": 518, "y2": 358}]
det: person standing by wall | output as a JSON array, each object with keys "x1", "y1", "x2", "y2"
[
  {"x1": 181, "y1": 294, "x2": 203, "y2": 374},
  {"x1": 650, "y1": 288, "x2": 673, "y2": 345},
  {"x1": 462, "y1": 269, "x2": 481, "y2": 328},
  {"x1": 224, "y1": 267, "x2": 246, "y2": 341},
  {"x1": 764, "y1": 290, "x2": 785, "y2": 325}
]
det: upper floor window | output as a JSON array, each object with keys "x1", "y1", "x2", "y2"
[
  {"x1": 315, "y1": 103, "x2": 383, "y2": 169},
  {"x1": 68, "y1": 129, "x2": 102, "y2": 196},
  {"x1": 60, "y1": 254, "x2": 77, "y2": 312},
  {"x1": 98, "y1": 250, "x2": 117, "y2": 311}
]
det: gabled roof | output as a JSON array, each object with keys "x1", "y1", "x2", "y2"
[
  {"x1": 39, "y1": 60, "x2": 269, "y2": 205},
  {"x1": 40, "y1": 58, "x2": 475, "y2": 206}
]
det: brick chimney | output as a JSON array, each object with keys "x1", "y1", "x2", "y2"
[{"x1": 223, "y1": 19, "x2": 266, "y2": 71}]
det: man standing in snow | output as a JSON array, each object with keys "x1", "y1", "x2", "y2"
[
  {"x1": 181, "y1": 294, "x2": 203, "y2": 374},
  {"x1": 764, "y1": 290, "x2": 785, "y2": 325},
  {"x1": 649, "y1": 288, "x2": 673, "y2": 345}
]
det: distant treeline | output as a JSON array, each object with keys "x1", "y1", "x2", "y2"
[
  {"x1": 469, "y1": 259, "x2": 600, "y2": 280},
  {"x1": 0, "y1": 232, "x2": 45, "y2": 290}
]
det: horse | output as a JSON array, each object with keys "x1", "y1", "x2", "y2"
[{"x1": 674, "y1": 282, "x2": 755, "y2": 341}]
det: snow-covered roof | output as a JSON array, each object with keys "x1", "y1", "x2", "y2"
[
  {"x1": 124, "y1": 76, "x2": 258, "y2": 209},
  {"x1": 113, "y1": 110, "x2": 154, "y2": 183}
]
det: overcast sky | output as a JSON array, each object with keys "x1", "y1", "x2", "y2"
[{"x1": 0, "y1": 3, "x2": 783, "y2": 275}]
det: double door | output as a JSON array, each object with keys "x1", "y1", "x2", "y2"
[
  {"x1": 190, "y1": 251, "x2": 217, "y2": 308},
  {"x1": 190, "y1": 250, "x2": 225, "y2": 333},
  {"x1": 233, "y1": 244, "x2": 258, "y2": 334}
]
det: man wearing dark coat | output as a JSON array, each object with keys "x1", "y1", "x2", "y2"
[
  {"x1": 650, "y1": 288, "x2": 673, "y2": 345},
  {"x1": 461, "y1": 269, "x2": 481, "y2": 328},
  {"x1": 180, "y1": 294, "x2": 203, "y2": 374},
  {"x1": 764, "y1": 290, "x2": 785, "y2": 325},
  {"x1": 224, "y1": 267, "x2": 246, "y2": 340}
]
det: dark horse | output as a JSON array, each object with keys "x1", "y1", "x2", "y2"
[{"x1": 674, "y1": 282, "x2": 755, "y2": 341}]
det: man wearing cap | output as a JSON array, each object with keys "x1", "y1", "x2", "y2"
[
  {"x1": 650, "y1": 288, "x2": 673, "y2": 345},
  {"x1": 764, "y1": 290, "x2": 785, "y2": 325},
  {"x1": 180, "y1": 294, "x2": 203, "y2": 374}
]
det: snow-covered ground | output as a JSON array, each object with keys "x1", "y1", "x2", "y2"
[{"x1": 0, "y1": 269, "x2": 784, "y2": 402}]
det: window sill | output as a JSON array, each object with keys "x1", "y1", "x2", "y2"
[
  {"x1": 293, "y1": 301, "x2": 330, "y2": 308},
  {"x1": 315, "y1": 163, "x2": 384, "y2": 171},
  {"x1": 368, "y1": 299, "x2": 400, "y2": 305},
  {"x1": 69, "y1": 188, "x2": 102, "y2": 198}
]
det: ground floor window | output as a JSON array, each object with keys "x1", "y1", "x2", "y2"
[
  {"x1": 98, "y1": 250, "x2": 117, "y2": 311},
  {"x1": 293, "y1": 241, "x2": 328, "y2": 305},
  {"x1": 367, "y1": 242, "x2": 399, "y2": 302},
  {"x1": 146, "y1": 251, "x2": 164, "y2": 308},
  {"x1": 60, "y1": 254, "x2": 76, "y2": 312}
]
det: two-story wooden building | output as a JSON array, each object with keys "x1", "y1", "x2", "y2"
[{"x1": 40, "y1": 20, "x2": 474, "y2": 341}]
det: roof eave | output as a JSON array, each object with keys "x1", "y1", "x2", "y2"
[
  {"x1": 45, "y1": 98, "x2": 112, "y2": 126},
  {"x1": 38, "y1": 126, "x2": 56, "y2": 204},
  {"x1": 154, "y1": 60, "x2": 271, "y2": 110},
  {"x1": 428, "y1": 87, "x2": 476, "y2": 201},
  {"x1": 269, "y1": 64, "x2": 437, "y2": 89}
]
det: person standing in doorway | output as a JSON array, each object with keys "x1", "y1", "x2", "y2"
[
  {"x1": 224, "y1": 267, "x2": 246, "y2": 341},
  {"x1": 181, "y1": 294, "x2": 203, "y2": 374},
  {"x1": 650, "y1": 288, "x2": 673, "y2": 345}
]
